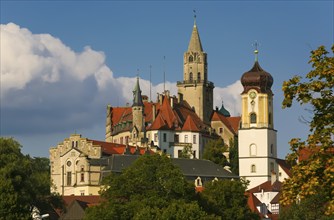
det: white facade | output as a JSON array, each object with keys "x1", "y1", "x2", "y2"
[
  {"x1": 238, "y1": 79, "x2": 278, "y2": 189},
  {"x1": 148, "y1": 130, "x2": 201, "y2": 159}
]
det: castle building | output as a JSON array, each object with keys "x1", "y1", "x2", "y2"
[
  {"x1": 238, "y1": 50, "x2": 278, "y2": 189},
  {"x1": 105, "y1": 20, "x2": 240, "y2": 158},
  {"x1": 49, "y1": 134, "x2": 149, "y2": 196}
]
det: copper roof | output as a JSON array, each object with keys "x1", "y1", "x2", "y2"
[{"x1": 241, "y1": 61, "x2": 273, "y2": 94}]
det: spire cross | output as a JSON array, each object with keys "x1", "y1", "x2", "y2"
[
  {"x1": 136, "y1": 68, "x2": 139, "y2": 78},
  {"x1": 252, "y1": 41, "x2": 260, "y2": 61}
]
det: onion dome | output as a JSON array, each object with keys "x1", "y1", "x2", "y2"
[
  {"x1": 218, "y1": 101, "x2": 231, "y2": 117},
  {"x1": 241, "y1": 49, "x2": 273, "y2": 94}
]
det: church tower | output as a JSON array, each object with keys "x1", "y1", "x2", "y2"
[
  {"x1": 238, "y1": 48, "x2": 278, "y2": 189},
  {"x1": 132, "y1": 77, "x2": 144, "y2": 143},
  {"x1": 177, "y1": 18, "x2": 214, "y2": 125}
]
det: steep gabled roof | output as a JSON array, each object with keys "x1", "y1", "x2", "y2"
[
  {"x1": 226, "y1": 116, "x2": 241, "y2": 133},
  {"x1": 148, "y1": 113, "x2": 169, "y2": 130},
  {"x1": 182, "y1": 115, "x2": 200, "y2": 132},
  {"x1": 211, "y1": 111, "x2": 240, "y2": 135},
  {"x1": 276, "y1": 158, "x2": 292, "y2": 178}
]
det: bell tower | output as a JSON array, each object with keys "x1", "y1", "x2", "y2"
[
  {"x1": 238, "y1": 48, "x2": 278, "y2": 189},
  {"x1": 177, "y1": 17, "x2": 214, "y2": 124}
]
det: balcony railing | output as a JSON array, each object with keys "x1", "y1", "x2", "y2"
[{"x1": 177, "y1": 80, "x2": 214, "y2": 87}]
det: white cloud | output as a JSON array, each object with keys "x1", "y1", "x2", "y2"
[{"x1": 0, "y1": 22, "x2": 242, "y2": 136}]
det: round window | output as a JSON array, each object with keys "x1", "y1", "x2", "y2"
[{"x1": 67, "y1": 161, "x2": 72, "y2": 167}]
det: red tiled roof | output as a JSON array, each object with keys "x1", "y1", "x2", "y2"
[
  {"x1": 182, "y1": 115, "x2": 200, "y2": 131},
  {"x1": 62, "y1": 195, "x2": 102, "y2": 206},
  {"x1": 276, "y1": 158, "x2": 292, "y2": 178},
  {"x1": 248, "y1": 180, "x2": 282, "y2": 193},
  {"x1": 246, "y1": 192, "x2": 262, "y2": 213},
  {"x1": 88, "y1": 139, "x2": 152, "y2": 155},
  {"x1": 226, "y1": 116, "x2": 241, "y2": 133},
  {"x1": 211, "y1": 111, "x2": 239, "y2": 135}
]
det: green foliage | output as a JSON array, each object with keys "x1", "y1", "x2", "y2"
[
  {"x1": 0, "y1": 137, "x2": 63, "y2": 220},
  {"x1": 85, "y1": 154, "x2": 196, "y2": 219},
  {"x1": 178, "y1": 145, "x2": 192, "y2": 159},
  {"x1": 0, "y1": 137, "x2": 33, "y2": 219},
  {"x1": 199, "y1": 180, "x2": 259, "y2": 220},
  {"x1": 229, "y1": 138, "x2": 239, "y2": 175},
  {"x1": 280, "y1": 192, "x2": 334, "y2": 220},
  {"x1": 85, "y1": 154, "x2": 259, "y2": 220},
  {"x1": 203, "y1": 138, "x2": 228, "y2": 167},
  {"x1": 281, "y1": 45, "x2": 334, "y2": 215}
]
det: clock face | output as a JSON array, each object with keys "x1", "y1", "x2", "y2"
[{"x1": 249, "y1": 91, "x2": 257, "y2": 99}]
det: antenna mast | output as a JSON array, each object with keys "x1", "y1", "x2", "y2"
[
  {"x1": 163, "y1": 56, "x2": 166, "y2": 93},
  {"x1": 149, "y1": 65, "x2": 152, "y2": 102}
]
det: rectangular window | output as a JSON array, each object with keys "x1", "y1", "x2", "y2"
[
  {"x1": 120, "y1": 137, "x2": 123, "y2": 144},
  {"x1": 125, "y1": 136, "x2": 129, "y2": 144},
  {"x1": 193, "y1": 135, "x2": 196, "y2": 144},
  {"x1": 80, "y1": 190, "x2": 85, "y2": 196},
  {"x1": 67, "y1": 172, "x2": 72, "y2": 186},
  {"x1": 80, "y1": 173, "x2": 84, "y2": 182},
  {"x1": 219, "y1": 127, "x2": 223, "y2": 134},
  {"x1": 154, "y1": 133, "x2": 158, "y2": 142},
  {"x1": 174, "y1": 134, "x2": 179, "y2": 143},
  {"x1": 184, "y1": 135, "x2": 188, "y2": 143},
  {"x1": 163, "y1": 133, "x2": 167, "y2": 142}
]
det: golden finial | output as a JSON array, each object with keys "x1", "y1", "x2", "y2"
[{"x1": 252, "y1": 41, "x2": 260, "y2": 62}]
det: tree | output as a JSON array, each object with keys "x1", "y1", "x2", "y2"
[
  {"x1": 280, "y1": 45, "x2": 334, "y2": 215},
  {"x1": 178, "y1": 145, "x2": 192, "y2": 159},
  {"x1": 0, "y1": 137, "x2": 34, "y2": 219},
  {"x1": 203, "y1": 138, "x2": 228, "y2": 167},
  {"x1": 84, "y1": 154, "x2": 197, "y2": 219},
  {"x1": 0, "y1": 137, "x2": 63, "y2": 219},
  {"x1": 229, "y1": 138, "x2": 239, "y2": 175},
  {"x1": 199, "y1": 179, "x2": 259, "y2": 220}
]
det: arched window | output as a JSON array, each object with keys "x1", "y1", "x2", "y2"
[
  {"x1": 251, "y1": 164, "x2": 256, "y2": 173},
  {"x1": 195, "y1": 177, "x2": 202, "y2": 187},
  {"x1": 250, "y1": 144, "x2": 257, "y2": 156},
  {"x1": 189, "y1": 55, "x2": 193, "y2": 63},
  {"x1": 189, "y1": 72, "x2": 193, "y2": 81},
  {"x1": 250, "y1": 112, "x2": 257, "y2": 123},
  {"x1": 197, "y1": 72, "x2": 201, "y2": 81}
]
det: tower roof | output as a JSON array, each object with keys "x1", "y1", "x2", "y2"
[
  {"x1": 241, "y1": 61, "x2": 273, "y2": 94},
  {"x1": 240, "y1": 48, "x2": 273, "y2": 94},
  {"x1": 132, "y1": 77, "x2": 144, "y2": 107},
  {"x1": 187, "y1": 24, "x2": 203, "y2": 52},
  {"x1": 218, "y1": 102, "x2": 231, "y2": 117}
]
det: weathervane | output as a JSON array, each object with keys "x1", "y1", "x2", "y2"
[{"x1": 252, "y1": 41, "x2": 260, "y2": 61}]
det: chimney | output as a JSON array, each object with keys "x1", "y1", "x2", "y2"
[
  {"x1": 271, "y1": 171, "x2": 277, "y2": 185},
  {"x1": 152, "y1": 104, "x2": 156, "y2": 122},
  {"x1": 178, "y1": 93, "x2": 183, "y2": 102},
  {"x1": 170, "y1": 97, "x2": 174, "y2": 109}
]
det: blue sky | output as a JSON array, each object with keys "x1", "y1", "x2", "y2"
[{"x1": 1, "y1": 1, "x2": 333, "y2": 158}]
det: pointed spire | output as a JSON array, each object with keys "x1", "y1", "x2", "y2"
[
  {"x1": 132, "y1": 77, "x2": 144, "y2": 107},
  {"x1": 188, "y1": 17, "x2": 203, "y2": 52}
]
